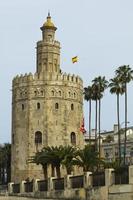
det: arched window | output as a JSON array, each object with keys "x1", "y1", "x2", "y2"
[
  {"x1": 37, "y1": 102, "x2": 40, "y2": 109},
  {"x1": 35, "y1": 131, "x2": 42, "y2": 144},
  {"x1": 41, "y1": 90, "x2": 43, "y2": 96},
  {"x1": 22, "y1": 104, "x2": 24, "y2": 110},
  {"x1": 68, "y1": 92, "x2": 71, "y2": 98},
  {"x1": 34, "y1": 91, "x2": 37, "y2": 96},
  {"x1": 71, "y1": 103, "x2": 74, "y2": 110},
  {"x1": 71, "y1": 132, "x2": 76, "y2": 145},
  {"x1": 55, "y1": 103, "x2": 59, "y2": 109},
  {"x1": 74, "y1": 92, "x2": 76, "y2": 98},
  {"x1": 59, "y1": 91, "x2": 61, "y2": 96},
  {"x1": 51, "y1": 90, "x2": 55, "y2": 96}
]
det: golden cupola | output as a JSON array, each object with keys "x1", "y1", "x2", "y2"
[{"x1": 41, "y1": 12, "x2": 57, "y2": 31}]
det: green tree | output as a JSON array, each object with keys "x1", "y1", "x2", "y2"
[
  {"x1": 109, "y1": 76, "x2": 125, "y2": 164},
  {"x1": 73, "y1": 145, "x2": 103, "y2": 172},
  {"x1": 104, "y1": 135, "x2": 114, "y2": 143},
  {"x1": 61, "y1": 145, "x2": 77, "y2": 174},
  {"x1": 84, "y1": 86, "x2": 93, "y2": 142},
  {"x1": 0, "y1": 143, "x2": 11, "y2": 184},
  {"x1": 92, "y1": 76, "x2": 108, "y2": 157},
  {"x1": 29, "y1": 150, "x2": 49, "y2": 179},
  {"x1": 43, "y1": 146, "x2": 65, "y2": 178},
  {"x1": 115, "y1": 65, "x2": 133, "y2": 165},
  {"x1": 91, "y1": 83, "x2": 100, "y2": 151}
]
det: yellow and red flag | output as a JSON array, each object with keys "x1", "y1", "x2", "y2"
[
  {"x1": 72, "y1": 56, "x2": 78, "y2": 63},
  {"x1": 80, "y1": 118, "x2": 86, "y2": 134}
]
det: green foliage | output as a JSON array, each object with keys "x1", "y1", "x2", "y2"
[
  {"x1": 30, "y1": 145, "x2": 105, "y2": 177},
  {"x1": 109, "y1": 76, "x2": 125, "y2": 95},
  {"x1": 104, "y1": 135, "x2": 114, "y2": 143},
  {"x1": 0, "y1": 143, "x2": 11, "y2": 184},
  {"x1": 73, "y1": 145, "x2": 104, "y2": 172},
  {"x1": 84, "y1": 86, "x2": 93, "y2": 101}
]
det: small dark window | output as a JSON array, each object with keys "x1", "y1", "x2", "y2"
[
  {"x1": 37, "y1": 102, "x2": 40, "y2": 109},
  {"x1": 34, "y1": 91, "x2": 37, "y2": 96},
  {"x1": 22, "y1": 104, "x2": 24, "y2": 110},
  {"x1": 71, "y1": 132, "x2": 76, "y2": 145},
  {"x1": 55, "y1": 103, "x2": 59, "y2": 109},
  {"x1": 71, "y1": 104, "x2": 74, "y2": 110},
  {"x1": 41, "y1": 90, "x2": 43, "y2": 95},
  {"x1": 51, "y1": 90, "x2": 55, "y2": 96},
  {"x1": 35, "y1": 131, "x2": 42, "y2": 144},
  {"x1": 12, "y1": 134, "x2": 15, "y2": 144},
  {"x1": 59, "y1": 91, "x2": 61, "y2": 96}
]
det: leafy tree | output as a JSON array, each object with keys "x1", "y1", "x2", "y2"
[
  {"x1": 0, "y1": 143, "x2": 11, "y2": 184},
  {"x1": 104, "y1": 135, "x2": 114, "y2": 143},
  {"x1": 115, "y1": 65, "x2": 133, "y2": 165}
]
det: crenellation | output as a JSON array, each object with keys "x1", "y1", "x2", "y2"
[{"x1": 54, "y1": 40, "x2": 60, "y2": 46}]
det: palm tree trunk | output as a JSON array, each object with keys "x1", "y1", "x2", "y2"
[
  {"x1": 89, "y1": 99, "x2": 91, "y2": 144},
  {"x1": 56, "y1": 166, "x2": 61, "y2": 178},
  {"x1": 42, "y1": 164, "x2": 48, "y2": 180},
  {"x1": 124, "y1": 83, "x2": 127, "y2": 165},
  {"x1": 66, "y1": 168, "x2": 71, "y2": 175},
  {"x1": 51, "y1": 165, "x2": 55, "y2": 177},
  {"x1": 95, "y1": 99, "x2": 98, "y2": 151},
  {"x1": 117, "y1": 94, "x2": 121, "y2": 165},
  {"x1": 98, "y1": 99, "x2": 101, "y2": 158}
]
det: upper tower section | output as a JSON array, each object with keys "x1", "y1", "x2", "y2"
[{"x1": 36, "y1": 13, "x2": 61, "y2": 75}]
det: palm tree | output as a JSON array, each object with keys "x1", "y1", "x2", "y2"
[
  {"x1": 115, "y1": 65, "x2": 133, "y2": 165},
  {"x1": 84, "y1": 86, "x2": 93, "y2": 142},
  {"x1": 29, "y1": 150, "x2": 49, "y2": 179},
  {"x1": 61, "y1": 145, "x2": 77, "y2": 174},
  {"x1": 73, "y1": 145, "x2": 103, "y2": 172},
  {"x1": 92, "y1": 76, "x2": 108, "y2": 156},
  {"x1": 109, "y1": 76, "x2": 125, "y2": 165},
  {"x1": 91, "y1": 83, "x2": 99, "y2": 151},
  {"x1": 43, "y1": 146, "x2": 65, "y2": 178}
]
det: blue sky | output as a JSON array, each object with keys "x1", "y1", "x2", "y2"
[{"x1": 1, "y1": 0, "x2": 133, "y2": 143}]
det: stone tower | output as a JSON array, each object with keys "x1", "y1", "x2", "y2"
[{"x1": 11, "y1": 14, "x2": 84, "y2": 183}]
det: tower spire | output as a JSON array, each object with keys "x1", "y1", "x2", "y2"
[{"x1": 48, "y1": 10, "x2": 50, "y2": 17}]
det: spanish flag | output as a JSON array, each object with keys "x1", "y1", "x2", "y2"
[
  {"x1": 72, "y1": 56, "x2": 78, "y2": 63},
  {"x1": 80, "y1": 118, "x2": 86, "y2": 134}
]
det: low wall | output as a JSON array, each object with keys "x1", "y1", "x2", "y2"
[
  {"x1": 0, "y1": 197, "x2": 44, "y2": 200},
  {"x1": 6, "y1": 166, "x2": 133, "y2": 200},
  {"x1": 109, "y1": 184, "x2": 133, "y2": 200}
]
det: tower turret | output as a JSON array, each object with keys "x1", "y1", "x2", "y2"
[{"x1": 36, "y1": 13, "x2": 60, "y2": 74}]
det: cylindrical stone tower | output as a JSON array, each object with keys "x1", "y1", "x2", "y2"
[{"x1": 11, "y1": 13, "x2": 84, "y2": 183}]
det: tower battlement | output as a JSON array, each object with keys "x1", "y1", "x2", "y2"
[{"x1": 13, "y1": 72, "x2": 83, "y2": 86}]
